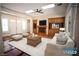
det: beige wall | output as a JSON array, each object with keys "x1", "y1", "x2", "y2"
[{"x1": 0, "y1": 4, "x2": 4, "y2": 55}]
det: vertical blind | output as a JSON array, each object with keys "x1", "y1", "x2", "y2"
[
  {"x1": 2, "y1": 18, "x2": 9, "y2": 32},
  {"x1": 2, "y1": 14, "x2": 28, "y2": 34}
]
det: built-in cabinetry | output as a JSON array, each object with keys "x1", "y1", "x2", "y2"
[
  {"x1": 33, "y1": 20, "x2": 47, "y2": 36},
  {"x1": 33, "y1": 20, "x2": 37, "y2": 34},
  {"x1": 38, "y1": 20, "x2": 47, "y2": 36},
  {"x1": 33, "y1": 17, "x2": 64, "y2": 38},
  {"x1": 48, "y1": 17, "x2": 64, "y2": 38},
  {"x1": 48, "y1": 17, "x2": 64, "y2": 23}
]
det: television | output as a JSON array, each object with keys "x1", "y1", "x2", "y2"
[{"x1": 39, "y1": 20, "x2": 46, "y2": 25}]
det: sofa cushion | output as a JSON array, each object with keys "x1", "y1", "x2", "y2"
[
  {"x1": 23, "y1": 33, "x2": 29, "y2": 37},
  {"x1": 56, "y1": 32, "x2": 68, "y2": 45},
  {"x1": 10, "y1": 34, "x2": 23, "y2": 41}
]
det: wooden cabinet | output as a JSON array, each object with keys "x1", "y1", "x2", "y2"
[
  {"x1": 55, "y1": 18, "x2": 64, "y2": 23},
  {"x1": 48, "y1": 17, "x2": 64, "y2": 23},
  {"x1": 48, "y1": 18, "x2": 55, "y2": 23},
  {"x1": 48, "y1": 28, "x2": 59, "y2": 38},
  {"x1": 33, "y1": 20, "x2": 37, "y2": 34},
  {"x1": 48, "y1": 17, "x2": 64, "y2": 38}
]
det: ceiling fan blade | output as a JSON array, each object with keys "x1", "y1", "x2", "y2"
[
  {"x1": 39, "y1": 10, "x2": 42, "y2": 12},
  {"x1": 34, "y1": 9, "x2": 44, "y2": 14},
  {"x1": 39, "y1": 12, "x2": 43, "y2": 13},
  {"x1": 36, "y1": 9, "x2": 39, "y2": 12}
]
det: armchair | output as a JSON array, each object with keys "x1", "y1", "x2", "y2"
[{"x1": 45, "y1": 33, "x2": 74, "y2": 56}]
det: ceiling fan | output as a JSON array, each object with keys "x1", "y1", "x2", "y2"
[
  {"x1": 26, "y1": 3, "x2": 62, "y2": 14},
  {"x1": 34, "y1": 4, "x2": 62, "y2": 13},
  {"x1": 34, "y1": 9, "x2": 43, "y2": 14}
]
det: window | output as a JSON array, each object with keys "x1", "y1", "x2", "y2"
[
  {"x1": 17, "y1": 20, "x2": 22, "y2": 33},
  {"x1": 2, "y1": 18, "x2": 9, "y2": 32},
  {"x1": 22, "y1": 20, "x2": 26, "y2": 30}
]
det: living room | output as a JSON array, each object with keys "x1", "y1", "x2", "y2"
[{"x1": 0, "y1": 3, "x2": 79, "y2": 56}]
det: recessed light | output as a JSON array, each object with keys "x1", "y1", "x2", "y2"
[
  {"x1": 42, "y1": 4, "x2": 55, "y2": 9},
  {"x1": 26, "y1": 10, "x2": 34, "y2": 13}
]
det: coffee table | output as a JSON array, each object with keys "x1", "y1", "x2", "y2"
[{"x1": 27, "y1": 36, "x2": 41, "y2": 47}]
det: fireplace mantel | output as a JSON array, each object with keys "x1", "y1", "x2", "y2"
[
  {"x1": 37, "y1": 25, "x2": 47, "y2": 27},
  {"x1": 37, "y1": 25, "x2": 47, "y2": 36}
]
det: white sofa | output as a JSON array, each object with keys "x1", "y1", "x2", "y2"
[
  {"x1": 45, "y1": 33, "x2": 74, "y2": 56},
  {"x1": 10, "y1": 34, "x2": 23, "y2": 41}
]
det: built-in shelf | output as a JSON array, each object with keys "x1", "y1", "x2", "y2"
[
  {"x1": 37, "y1": 25, "x2": 47, "y2": 28},
  {"x1": 48, "y1": 17, "x2": 64, "y2": 38}
]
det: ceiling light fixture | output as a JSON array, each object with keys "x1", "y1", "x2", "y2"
[
  {"x1": 26, "y1": 10, "x2": 34, "y2": 13},
  {"x1": 42, "y1": 4, "x2": 55, "y2": 9}
]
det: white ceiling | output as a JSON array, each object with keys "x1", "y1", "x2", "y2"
[{"x1": 2, "y1": 3, "x2": 68, "y2": 17}]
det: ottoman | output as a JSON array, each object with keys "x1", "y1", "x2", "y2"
[{"x1": 27, "y1": 36, "x2": 41, "y2": 47}]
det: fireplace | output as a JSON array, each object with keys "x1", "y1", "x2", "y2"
[
  {"x1": 39, "y1": 27, "x2": 46, "y2": 33},
  {"x1": 37, "y1": 20, "x2": 47, "y2": 36},
  {"x1": 38, "y1": 26, "x2": 47, "y2": 36}
]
